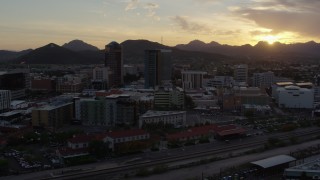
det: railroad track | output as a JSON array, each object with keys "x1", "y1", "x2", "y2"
[{"x1": 42, "y1": 128, "x2": 320, "y2": 180}]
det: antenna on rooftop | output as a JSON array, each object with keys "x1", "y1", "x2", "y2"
[{"x1": 161, "y1": 36, "x2": 163, "y2": 45}]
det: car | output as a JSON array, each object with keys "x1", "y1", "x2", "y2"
[{"x1": 43, "y1": 164, "x2": 51, "y2": 169}]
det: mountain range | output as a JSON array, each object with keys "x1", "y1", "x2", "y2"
[
  {"x1": 1, "y1": 39, "x2": 320, "y2": 64},
  {"x1": 175, "y1": 40, "x2": 320, "y2": 57}
]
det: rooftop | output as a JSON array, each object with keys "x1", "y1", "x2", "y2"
[
  {"x1": 35, "y1": 102, "x2": 73, "y2": 111},
  {"x1": 0, "y1": 110, "x2": 23, "y2": 117},
  {"x1": 234, "y1": 64, "x2": 248, "y2": 68},
  {"x1": 275, "y1": 82, "x2": 294, "y2": 86},
  {"x1": 106, "y1": 94, "x2": 130, "y2": 99},
  {"x1": 10, "y1": 100, "x2": 26, "y2": 106},
  {"x1": 216, "y1": 127, "x2": 246, "y2": 136},
  {"x1": 296, "y1": 82, "x2": 313, "y2": 86},
  {"x1": 141, "y1": 110, "x2": 186, "y2": 118},
  {"x1": 68, "y1": 134, "x2": 96, "y2": 144},
  {"x1": 251, "y1": 155, "x2": 296, "y2": 169},
  {"x1": 278, "y1": 85, "x2": 312, "y2": 92},
  {"x1": 181, "y1": 71, "x2": 207, "y2": 74},
  {"x1": 284, "y1": 85, "x2": 300, "y2": 90},
  {"x1": 289, "y1": 159, "x2": 320, "y2": 171},
  {"x1": 107, "y1": 129, "x2": 148, "y2": 139}
]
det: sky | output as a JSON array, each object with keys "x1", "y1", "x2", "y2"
[{"x1": 1, "y1": 0, "x2": 320, "y2": 51}]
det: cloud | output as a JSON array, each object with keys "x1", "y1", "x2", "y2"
[
  {"x1": 171, "y1": 15, "x2": 212, "y2": 34},
  {"x1": 144, "y1": 3, "x2": 160, "y2": 21},
  {"x1": 250, "y1": 30, "x2": 270, "y2": 36},
  {"x1": 124, "y1": 1, "x2": 160, "y2": 21},
  {"x1": 214, "y1": 30, "x2": 241, "y2": 36},
  {"x1": 193, "y1": 0, "x2": 223, "y2": 3},
  {"x1": 232, "y1": 0, "x2": 320, "y2": 38},
  {"x1": 125, "y1": 0, "x2": 139, "y2": 11},
  {"x1": 171, "y1": 15, "x2": 242, "y2": 36}
]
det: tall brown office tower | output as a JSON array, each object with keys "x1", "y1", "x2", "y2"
[{"x1": 105, "y1": 41, "x2": 123, "y2": 88}]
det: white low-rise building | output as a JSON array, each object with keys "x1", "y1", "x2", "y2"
[
  {"x1": 205, "y1": 76, "x2": 234, "y2": 88},
  {"x1": 278, "y1": 85, "x2": 314, "y2": 109},
  {"x1": 103, "y1": 129, "x2": 150, "y2": 151},
  {"x1": 139, "y1": 110, "x2": 186, "y2": 128}
]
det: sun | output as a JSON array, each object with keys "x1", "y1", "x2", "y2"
[{"x1": 261, "y1": 35, "x2": 278, "y2": 44}]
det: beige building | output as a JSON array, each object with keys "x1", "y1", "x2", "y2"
[
  {"x1": 32, "y1": 102, "x2": 73, "y2": 129},
  {"x1": 139, "y1": 110, "x2": 186, "y2": 128},
  {"x1": 154, "y1": 87, "x2": 184, "y2": 110},
  {"x1": 181, "y1": 71, "x2": 207, "y2": 90}
]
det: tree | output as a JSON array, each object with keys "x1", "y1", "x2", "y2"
[
  {"x1": 185, "y1": 95, "x2": 196, "y2": 110},
  {"x1": 244, "y1": 110, "x2": 254, "y2": 118},
  {"x1": 89, "y1": 140, "x2": 110, "y2": 159},
  {"x1": 301, "y1": 171, "x2": 307, "y2": 180},
  {"x1": 0, "y1": 159, "x2": 9, "y2": 175},
  {"x1": 7, "y1": 136, "x2": 23, "y2": 146},
  {"x1": 289, "y1": 136, "x2": 299, "y2": 145}
]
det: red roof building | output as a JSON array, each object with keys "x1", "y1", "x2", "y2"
[
  {"x1": 103, "y1": 129, "x2": 150, "y2": 151},
  {"x1": 166, "y1": 124, "x2": 247, "y2": 142},
  {"x1": 95, "y1": 89, "x2": 123, "y2": 97}
]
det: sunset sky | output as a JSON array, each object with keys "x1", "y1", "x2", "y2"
[{"x1": 1, "y1": 0, "x2": 320, "y2": 50}]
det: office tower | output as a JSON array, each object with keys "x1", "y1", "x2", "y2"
[
  {"x1": 105, "y1": 41, "x2": 123, "y2": 88},
  {"x1": 32, "y1": 102, "x2": 73, "y2": 129},
  {"x1": 0, "y1": 70, "x2": 30, "y2": 100},
  {"x1": 234, "y1": 64, "x2": 248, "y2": 84},
  {"x1": 315, "y1": 74, "x2": 320, "y2": 86},
  {"x1": 253, "y1": 71, "x2": 275, "y2": 88},
  {"x1": 144, "y1": 49, "x2": 172, "y2": 89},
  {"x1": 92, "y1": 66, "x2": 110, "y2": 90},
  {"x1": 181, "y1": 71, "x2": 207, "y2": 90},
  {"x1": 314, "y1": 74, "x2": 320, "y2": 106},
  {"x1": 0, "y1": 90, "x2": 11, "y2": 113}
]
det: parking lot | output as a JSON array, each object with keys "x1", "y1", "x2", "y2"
[{"x1": 2, "y1": 145, "x2": 62, "y2": 174}]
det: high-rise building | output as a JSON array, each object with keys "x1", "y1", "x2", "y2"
[
  {"x1": 144, "y1": 49, "x2": 172, "y2": 89},
  {"x1": 92, "y1": 66, "x2": 110, "y2": 90},
  {"x1": 0, "y1": 70, "x2": 30, "y2": 100},
  {"x1": 252, "y1": 71, "x2": 275, "y2": 88},
  {"x1": 181, "y1": 71, "x2": 207, "y2": 90},
  {"x1": 0, "y1": 90, "x2": 11, "y2": 113},
  {"x1": 234, "y1": 64, "x2": 248, "y2": 84},
  {"x1": 32, "y1": 102, "x2": 73, "y2": 129},
  {"x1": 314, "y1": 74, "x2": 320, "y2": 107},
  {"x1": 154, "y1": 87, "x2": 184, "y2": 110},
  {"x1": 315, "y1": 74, "x2": 320, "y2": 86},
  {"x1": 75, "y1": 94, "x2": 136, "y2": 126},
  {"x1": 105, "y1": 41, "x2": 123, "y2": 88}
]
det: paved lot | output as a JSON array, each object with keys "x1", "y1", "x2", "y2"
[
  {"x1": 130, "y1": 140, "x2": 320, "y2": 180},
  {"x1": 4, "y1": 127, "x2": 319, "y2": 180}
]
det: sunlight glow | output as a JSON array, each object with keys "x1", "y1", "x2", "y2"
[{"x1": 261, "y1": 35, "x2": 278, "y2": 44}]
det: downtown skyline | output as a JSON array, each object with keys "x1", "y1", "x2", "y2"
[{"x1": 1, "y1": 0, "x2": 320, "y2": 51}]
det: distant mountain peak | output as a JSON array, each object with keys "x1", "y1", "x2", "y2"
[
  {"x1": 63, "y1": 40, "x2": 99, "y2": 51},
  {"x1": 188, "y1": 39, "x2": 206, "y2": 45},
  {"x1": 208, "y1": 41, "x2": 220, "y2": 46},
  {"x1": 47, "y1": 43, "x2": 60, "y2": 48},
  {"x1": 254, "y1": 41, "x2": 273, "y2": 48}
]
